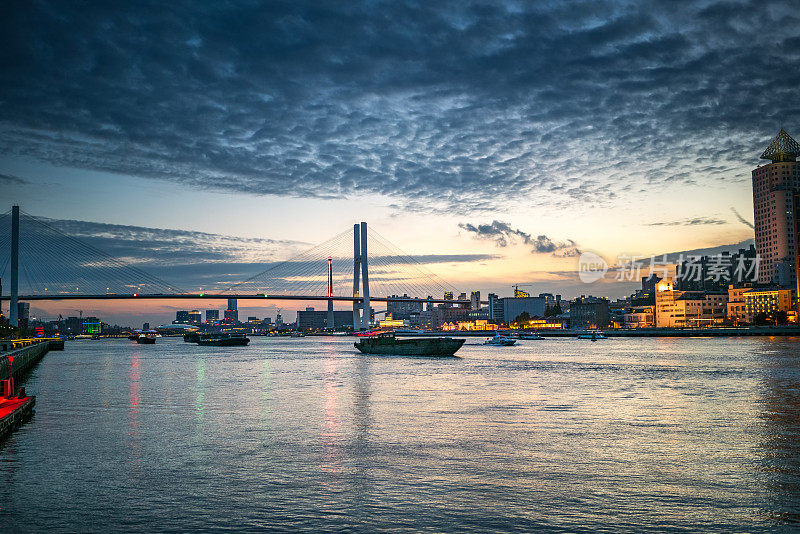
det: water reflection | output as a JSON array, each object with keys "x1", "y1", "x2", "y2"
[
  {"x1": 758, "y1": 340, "x2": 800, "y2": 525},
  {"x1": 319, "y1": 341, "x2": 343, "y2": 507},
  {"x1": 195, "y1": 356, "x2": 205, "y2": 430},
  {"x1": 127, "y1": 350, "x2": 141, "y2": 468}
]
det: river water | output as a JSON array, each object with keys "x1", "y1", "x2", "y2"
[{"x1": 1, "y1": 336, "x2": 799, "y2": 532}]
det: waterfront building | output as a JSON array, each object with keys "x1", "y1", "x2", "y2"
[
  {"x1": 502, "y1": 296, "x2": 547, "y2": 324},
  {"x1": 623, "y1": 305, "x2": 655, "y2": 328},
  {"x1": 727, "y1": 284, "x2": 754, "y2": 324},
  {"x1": 175, "y1": 310, "x2": 190, "y2": 323},
  {"x1": 441, "y1": 319, "x2": 499, "y2": 331},
  {"x1": 675, "y1": 245, "x2": 758, "y2": 292},
  {"x1": 378, "y1": 315, "x2": 406, "y2": 328},
  {"x1": 752, "y1": 129, "x2": 800, "y2": 289},
  {"x1": 655, "y1": 279, "x2": 728, "y2": 327},
  {"x1": 743, "y1": 287, "x2": 792, "y2": 319},
  {"x1": 570, "y1": 297, "x2": 610, "y2": 329},
  {"x1": 188, "y1": 310, "x2": 201, "y2": 325},
  {"x1": 142, "y1": 322, "x2": 150, "y2": 331},
  {"x1": 430, "y1": 305, "x2": 470, "y2": 329},
  {"x1": 205, "y1": 309, "x2": 219, "y2": 323}
]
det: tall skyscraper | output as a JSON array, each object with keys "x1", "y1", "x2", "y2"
[
  {"x1": 752, "y1": 129, "x2": 800, "y2": 289},
  {"x1": 206, "y1": 309, "x2": 219, "y2": 323},
  {"x1": 470, "y1": 291, "x2": 481, "y2": 310},
  {"x1": 225, "y1": 298, "x2": 239, "y2": 323}
]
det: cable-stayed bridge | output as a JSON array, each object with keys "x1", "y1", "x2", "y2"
[{"x1": 0, "y1": 206, "x2": 470, "y2": 329}]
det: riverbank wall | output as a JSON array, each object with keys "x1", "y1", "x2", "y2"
[{"x1": 0, "y1": 338, "x2": 63, "y2": 380}]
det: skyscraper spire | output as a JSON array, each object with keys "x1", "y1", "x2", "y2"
[{"x1": 760, "y1": 128, "x2": 800, "y2": 162}]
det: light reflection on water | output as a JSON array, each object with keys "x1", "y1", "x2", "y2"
[{"x1": 0, "y1": 335, "x2": 798, "y2": 532}]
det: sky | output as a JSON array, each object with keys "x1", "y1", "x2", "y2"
[{"x1": 1, "y1": 0, "x2": 797, "y2": 325}]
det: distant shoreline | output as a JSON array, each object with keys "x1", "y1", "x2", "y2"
[{"x1": 397, "y1": 327, "x2": 800, "y2": 338}]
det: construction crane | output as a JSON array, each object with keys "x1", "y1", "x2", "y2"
[{"x1": 512, "y1": 284, "x2": 534, "y2": 298}]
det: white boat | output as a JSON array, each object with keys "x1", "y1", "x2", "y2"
[
  {"x1": 484, "y1": 334, "x2": 516, "y2": 346},
  {"x1": 577, "y1": 331, "x2": 606, "y2": 341}
]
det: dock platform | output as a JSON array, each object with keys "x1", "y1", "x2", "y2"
[{"x1": 0, "y1": 395, "x2": 35, "y2": 442}]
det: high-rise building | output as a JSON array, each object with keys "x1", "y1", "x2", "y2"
[
  {"x1": 175, "y1": 310, "x2": 190, "y2": 323},
  {"x1": 470, "y1": 291, "x2": 481, "y2": 310},
  {"x1": 795, "y1": 192, "x2": 800, "y2": 313},
  {"x1": 205, "y1": 309, "x2": 219, "y2": 323},
  {"x1": 487, "y1": 293, "x2": 502, "y2": 322},
  {"x1": 188, "y1": 310, "x2": 201, "y2": 324},
  {"x1": 224, "y1": 298, "x2": 239, "y2": 323},
  {"x1": 752, "y1": 129, "x2": 800, "y2": 289}
]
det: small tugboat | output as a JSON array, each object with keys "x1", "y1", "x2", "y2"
[
  {"x1": 195, "y1": 333, "x2": 250, "y2": 347},
  {"x1": 354, "y1": 332, "x2": 464, "y2": 356},
  {"x1": 577, "y1": 331, "x2": 606, "y2": 341},
  {"x1": 484, "y1": 333, "x2": 516, "y2": 346},
  {"x1": 136, "y1": 333, "x2": 157, "y2": 344}
]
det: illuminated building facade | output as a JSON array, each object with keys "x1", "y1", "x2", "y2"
[
  {"x1": 206, "y1": 309, "x2": 219, "y2": 323},
  {"x1": 752, "y1": 129, "x2": 800, "y2": 289},
  {"x1": 624, "y1": 305, "x2": 655, "y2": 328},
  {"x1": 743, "y1": 288, "x2": 792, "y2": 318},
  {"x1": 726, "y1": 284, "x2": 754, "y2": 324},
  {"x1": 655, "y1": 279, "x2": 728, "y2": 327}
]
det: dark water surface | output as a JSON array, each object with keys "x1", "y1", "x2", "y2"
[{"x1": 1, "y1": 336, "x2": 799, "y2": 532}]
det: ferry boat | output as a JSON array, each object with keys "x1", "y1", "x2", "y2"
[
  {"x1": 195, "y1": 333, "x2": 250, "y2": 347},
  {"x1": 136, "y1": 334, "x2": 157, "y2": 344},
  {"x1": 484, "y1": 334, "x2": 516, "y2": 346},
  {"x1": 577, "y1": 331, "x2": 606, "y2": 341},
  {"x1": 354, "y1": 332, "x2": 464, "y2": 356}
]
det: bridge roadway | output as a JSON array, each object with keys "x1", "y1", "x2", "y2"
[{"x1": 0, "y1": 294, "x2": 477, "y2": 305}]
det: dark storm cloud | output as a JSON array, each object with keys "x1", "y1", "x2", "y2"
[
  {"x1": 1, "y1": 1, "x2": 798, "y2": 210},
  {"x1": 459, "y1": 220, "x2": 580, "y2": 256},
  {"x1": 646, "y1": 217, "x2": 728, "y2": 226},
  {"x1": 458, "y1": 221, "x2": 532, "y2": 247}
]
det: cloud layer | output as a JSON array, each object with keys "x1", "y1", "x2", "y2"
[
  {"x1": 1, "y1": 1, "x2": 798, "y2": 211},
  {"x1": 459, "y1": 220, "x2": 581, "y2": 257}
]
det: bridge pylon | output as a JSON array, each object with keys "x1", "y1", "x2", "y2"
[
  {"x1": 360, "y1": 221, "x2": 370, "y2": 331},
  {"x1": 9, "y1": 205, "x2": 19, "y2": 327}
]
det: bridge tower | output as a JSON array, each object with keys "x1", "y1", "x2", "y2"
[
  {"x1": 9, "y1": 205, "x2": 19, "y2": 327},
  {"x1": 352, "y1": 224, "x2": 361, "y2": 329},
  {"x1": 360, "y1": 221, "x2": 370, "y2": 331},
  {"x1": 326, "y1": 256, "x2": 334, "y2": 329}
]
